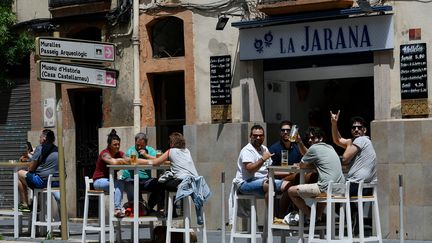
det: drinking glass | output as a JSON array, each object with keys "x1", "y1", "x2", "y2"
[
  {"x1": 289, "y1": 125, "x2": 298, "y2": 142},
  {"x1": 156, "y1": 150, "x2": 162, "y2": 158},
  {"x1": 281, "y1": 150, "x2": 288, "y2": 167},
  {"x1": 130, "y1": 153, "x2": 137, "y2": 164}
]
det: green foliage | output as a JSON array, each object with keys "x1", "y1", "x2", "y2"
[
  {"x1": 46, "y1": 230, "x2": 54, "y2": 240},
  {"x1": 0, "y1": 0, "x2": 35, "y2": 89},
  {"x1": 0, "y1": 233, "x2": 4, "y2": 240}
]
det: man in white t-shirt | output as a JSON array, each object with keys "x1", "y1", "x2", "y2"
[{"x1": 233, "y1": 124, "x2": 288, "y2": 198}]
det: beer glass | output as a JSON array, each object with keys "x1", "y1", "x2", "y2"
[
  {"x1": 130, "y1": 152, "x2": 137, "y2": 164},
  {"x1": 281, "y1": 150, "x2": 289, "y2": 167},
  {"x1": 289, "y1": 125, "x2": 298, "y2": 142},
  {"x1": 156, "y1": 150, "x2": 162, "y2": 158}
]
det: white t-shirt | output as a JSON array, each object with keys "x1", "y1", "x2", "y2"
[
  {"x1": 233, "y1": 143, "x2": 272, "y2": 186},
  {"x1": 348, "y1": 136, "x2": 377, "y2": 183},
  {"x1": 168, "y1": 148, "x2": 199, "y2": 180}
]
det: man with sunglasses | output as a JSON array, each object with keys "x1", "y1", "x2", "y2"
[
  {"x1": 288, "y1": 127, "x2": 345, "y2": 223},
  {"x1": 269, "y1": 120, "x2": 314, "y2": 217},
  {"x1": 269, "y1": 120, "x2": 305, "y2": 167},
  {"x1": 330, "y1": 110, "x2": 377, "y2": 196},
  {"x1": 233, "y1": 124, "x2": 289, "y2": 198}
]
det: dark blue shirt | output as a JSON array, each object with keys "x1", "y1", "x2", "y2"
[{"x1": 268, "y1": 140, "x2": 302, "y2": 166}]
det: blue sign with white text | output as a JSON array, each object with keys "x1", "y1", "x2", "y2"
[{"x1": 239, "y1": 15, "x2": 394, "y2": 60}]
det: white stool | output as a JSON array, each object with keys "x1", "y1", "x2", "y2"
[
  {"x1": 230, "y1": 190, "x2": 262, "y2": 243},
  {"x1": 165, "y1": 190, "x2": 207, "y2": 243},
  {"x1": 82, "y1": 176, "x2": 109, "y2": 243},
  {"x1": 351, "y1": 181, "x2": 382, "y2": 243},
  {"x1": 31, "y1": 174, "x2": 62, "y2": 238},
  {"x1": 308, "y1": 181, "x2": 352, "y2": 243}
]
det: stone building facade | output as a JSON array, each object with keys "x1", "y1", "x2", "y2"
[{"x1": 9, "y1": 0, "x2": 432, "y2": 239}]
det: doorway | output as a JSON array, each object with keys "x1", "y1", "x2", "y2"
[
  {"x1": 264, "y1": 59, "x2": 375, "y2": 154},
  {"x1": 152, "y1": 72, "x2": 185, "y2": 151},
  {"x1": 70, "y1": 89, "x2": 102, "y2": 217}
]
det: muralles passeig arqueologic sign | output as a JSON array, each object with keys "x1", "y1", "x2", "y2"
[
  {"x1": 36, "y1": 37, "x2": 115, "y2": 62},
  {"x1": 37, "y1": 60, "x2": 118, "y2": 88}
]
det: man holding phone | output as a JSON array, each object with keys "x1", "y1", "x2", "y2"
[{"x1": 19, "y1": 141, "x2": 34, "y2": 162}]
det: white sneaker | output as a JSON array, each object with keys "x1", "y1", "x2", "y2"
[{"x1": 283, "y1": 211, "x2": 300, "y2": 226}]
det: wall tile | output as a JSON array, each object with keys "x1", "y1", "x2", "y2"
[
  {"x1": 403, "y1": 163, "x2": 423, "y2": 206},
  {"x1": 420, "y1": 120, "x2": 432, "y2": 163},
  {"x1": 388, "y1": 164, "x2": 405, "y2": 205},
  {"x1": 386, "y1": 121, "x2": 405, "y2": 164},
  {"x1": 371, "y1": 121, "x2": 389, "y2": 164},
  {"x1": 405, "y1": 206, "x2": 424, "y2": 240},
  {"x1": 377, "y1": 164, "x2": 389, "y2": 207},
  {"x1": 404, "y1": 121, "x2": 421, "y2": 164},
  {"x1": 387, "y1": 205, "x2": 400, "y2": 239},
  {"x1": 423, "y1": 206, "x2": 432, "y2": 239},
  {"x1": 423, "y1": 165, "x2": 432, "y2": 203}
]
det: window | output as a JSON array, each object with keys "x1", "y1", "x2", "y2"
[{"x1": 150, "y1": 17, "x2": 185, "y2": 58}]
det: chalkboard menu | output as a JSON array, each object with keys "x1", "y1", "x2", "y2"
[
  {"x1": 210, "y1": 55, "x2": 232, "y2": 105},
  {"x1": 400, "y1": 43, "x2": 428, "y2": 100}
]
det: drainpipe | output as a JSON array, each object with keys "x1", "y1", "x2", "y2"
[{"x1": 132, "y1": 0, "x2": 141, "y2": 135}]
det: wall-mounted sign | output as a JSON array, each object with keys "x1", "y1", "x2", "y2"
[
  {"x1": 400, "y1": 43, "x2": 428, "y2": 117},
  {"x1": 210, "y1": 55, "x2": 232, "y2": 105},
  {"x1": 36, "y1": 37, "x2": 115, "y2": 63},
  {"x1": 239, "y1": 14, "x2": 394, "y2": 60},
  {"x1": 210, "y1": 55, "x2": 232, "y2": 123},
  {"x1": 43, "y1": 98, "x2": 55, "y2": 128},
  {"x1": 37, "y1": 60, "x2": 118, "y2": 88},
  {"x1": 400, "y1": 43, "x2": 427, "y2": 99}
]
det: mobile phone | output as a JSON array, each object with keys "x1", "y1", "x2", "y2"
[{"x1": 26, "y1": 141, "x2": 33, "y2": 153}]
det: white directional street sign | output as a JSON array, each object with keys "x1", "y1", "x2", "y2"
[
  {"x1": 36, "y1": 37, "x2": 115, "y2": 62},
  {"x1": 37, "y1": 60, "x2": 118, "y2": 88}
]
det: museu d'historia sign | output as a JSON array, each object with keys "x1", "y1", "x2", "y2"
[
  {"x1": 38, "y1": 60, "x2": 118, "y2": 88},
  {"x1": 35, "y1": 37, "x2": 118, "y2": 88}
]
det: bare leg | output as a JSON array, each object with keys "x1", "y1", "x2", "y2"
[
  {"x1": 316, "y1": 203, "x2": 326, "y2": 220},
  {"x1": 288, "y1": 185, "x2": 310, "y2": 218},
  {"x1": 18, "y1": 170, "x2": 29, "y2": 205},
  {"x1": 263, "y1": 180, "x2": 269, "y2": 202},
  {"x1": 277, "y1": 180, "x2": 296, "y2": 218}
]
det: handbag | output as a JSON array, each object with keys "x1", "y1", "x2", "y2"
[
  {"x1": 123, "y1": 201, "x2": 149, "y2": 217},
  {"x1": 158, "y1": 170, "x2": 174, "y2": 183}
]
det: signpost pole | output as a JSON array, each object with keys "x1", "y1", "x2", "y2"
[
  {"x1": 53, "y1": 31, "x2": 68, "y2": 240},
  {"x1": 36, "y1": 34, "x2": 117, "y2": 240}
]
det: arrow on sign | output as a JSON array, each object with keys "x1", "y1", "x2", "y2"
[{"x1": 105, "y1": 46, "x2": 114, "y2": 59}]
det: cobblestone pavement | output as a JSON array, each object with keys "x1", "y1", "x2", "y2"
[{"x1": 1, "y1": 217, "x2": 431, "y2": 243}]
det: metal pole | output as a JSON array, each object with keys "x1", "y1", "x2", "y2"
[
  {"x1": 221, "y1": 171, "x2": 225, "y2": 243},
  {"x1": 399, "y1": 174, "x2": 404, "y2": 243},
  {"x1": 53, "y1": 31, "x2": 68, "y2": 240},
  {"x1": 132, "y1": 0, "x2": 141, "y2": 135}
]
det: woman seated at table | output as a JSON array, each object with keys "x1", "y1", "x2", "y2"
[
  {"x1": 147, "y1": 132, "x2": 211, "y2": 224},
  {"x1": 92, "y1": 129, "x2": 133, "y2": 218}
]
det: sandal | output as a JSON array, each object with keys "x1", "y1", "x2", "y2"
[{"x1": 114, "y1": 209, "x2": 125, "y2": 218}]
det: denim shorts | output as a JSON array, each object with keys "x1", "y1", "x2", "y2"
[
  {"x1": 239, "y1": 177, "x2": 283, "y2": 197},
  {"x1": 26, "y1": 172, "x2": 46, "y2": 189}
]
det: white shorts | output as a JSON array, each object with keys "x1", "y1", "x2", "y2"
[{"x1": 296, "y1": 183, "x2": 321, "y2": 198}]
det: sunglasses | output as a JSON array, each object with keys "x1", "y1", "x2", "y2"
[
  {"x1": 251, "y1": 134, "x2": 264, "y2": 138},
  {"x1": 280, "y1": 128, "x2": 291, "y2": 133},
  {"x1": 351, "y1": 125, "x2": 364, "y2": 130}
]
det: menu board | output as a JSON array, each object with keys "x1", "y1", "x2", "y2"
[
  {"x1": 400, "y1": 43, "x2": 428, "y2": 100},
  {"x1": 210, "y1": 55, "x2": 232, "y2": 105}
]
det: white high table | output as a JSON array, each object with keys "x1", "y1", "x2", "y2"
[
  {"x1": 267, "y1": 165, "x2": 312, "y2": 243},
  {"x1": 0, "y1": 162, "x2": 29, "y2": 239},
  {"x1": 108, "y1": 163, "x2": 169, "y2": 243}
]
